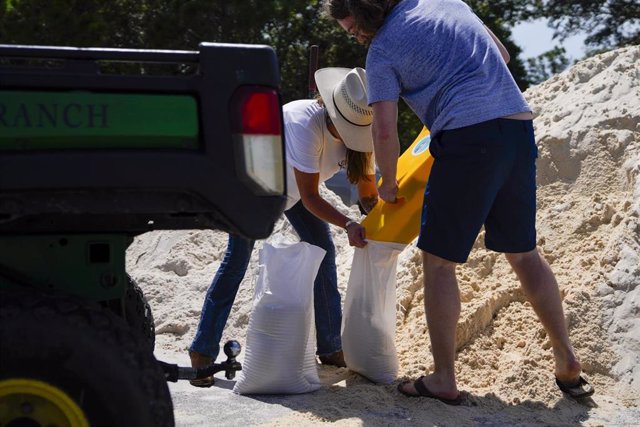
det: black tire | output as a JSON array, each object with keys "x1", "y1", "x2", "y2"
[
  {"x1": 125, "y1": 275, "x2": 156, "y2": 352},
  {"x1": 0, "y1": 289, "x2": 174, "y2": 427}
]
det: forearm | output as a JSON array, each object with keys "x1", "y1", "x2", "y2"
[
  {"x1": 371, "y1": 101, "x2": 400, "y2": 186},
  {"x1": 373, "y1": 131, "x2": 399, "y2": 185},
  {"x1": 301, "y1": 193, "x2": 352, "y2": 228}
]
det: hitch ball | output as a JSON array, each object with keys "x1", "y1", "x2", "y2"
[{"x1": 223, "y1": 340, "x2": 241, "y2": 358}]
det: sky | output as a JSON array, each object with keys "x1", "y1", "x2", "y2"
[{"x1": 511, "y1": 18, "x2": 587, "y2": 61}]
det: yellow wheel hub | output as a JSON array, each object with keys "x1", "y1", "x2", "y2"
[{"x1": 0, "y1": 378, "x2": 89, "y2": 427}]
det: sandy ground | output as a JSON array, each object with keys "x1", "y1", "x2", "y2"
[{"x1": 128, "y1": 45, "x2": 640, "y2": 426}]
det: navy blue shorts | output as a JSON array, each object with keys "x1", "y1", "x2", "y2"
[{"x1": 417, "y1": 118, "x2": 538, "y2": 263}]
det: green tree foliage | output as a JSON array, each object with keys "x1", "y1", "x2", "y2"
[
  {"x1": 0, "y1": 0, "x2": 543, "y2": 150},
  {"x1": 514, "y1": 1, "x2": 638, "y2": 86},
  {"x1": 542, "y1": 0, "x2": 640, "y2": 52},
  {"x1": 525, "y1": 46, "x2": 570, "y2": 84},
  {"x1": 0, "y1": 0, "x2": 145, "y2": 47},
  {"x1": 141, "y1": 1, "x2": 291, "y2": 49}
]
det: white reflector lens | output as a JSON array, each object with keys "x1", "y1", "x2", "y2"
[{"x1": 242, "y1": 134, "x2": 284, "y2": 194}]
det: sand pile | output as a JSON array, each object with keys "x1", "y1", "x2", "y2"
[{"x1": 127, "y1": 45, "x2": 640, "y2": 425}]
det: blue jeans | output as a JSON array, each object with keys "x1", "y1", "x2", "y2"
[{"x1": 189, "y1": 201, "x2": 342, "y2": 360}]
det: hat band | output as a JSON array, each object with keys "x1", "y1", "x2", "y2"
[{"x1": 332, "y1": 92, "x2": 370, "y2": 128}]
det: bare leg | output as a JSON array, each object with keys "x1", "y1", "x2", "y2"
[
  {"x1": 399, "y1": 251, "x2": 460, "y2": 399},
  {"x1": 505, "y1": 248, "x2": 582, "y2": 382}
]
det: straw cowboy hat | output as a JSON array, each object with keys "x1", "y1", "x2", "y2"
[{"x1": 315, "y1": 67, "x2": 373, "y2": 152}]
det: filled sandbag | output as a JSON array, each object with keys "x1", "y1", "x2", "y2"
[
  {"x1": 233, "y1": 239, "x2": 325, "y2": 395},
  {"x1": 342, "y1": 240, "x2": 406, "y2": 384}
]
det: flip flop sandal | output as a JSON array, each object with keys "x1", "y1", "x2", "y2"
[
  {"x1": 397, "y1": 376, "x2": 464, "y2": 406},
  {"x1": 556, "y1": 375, "x2": 594, "y2": 399}
]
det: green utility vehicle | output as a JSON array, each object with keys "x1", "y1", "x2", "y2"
[{"x1": 0, "y1": 43, "x2": 286, "y2": 426}]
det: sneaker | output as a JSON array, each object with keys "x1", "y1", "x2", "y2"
[
  {"x1": 189, "y1": 351, "x2": 215, "y2": 387},
  {"x1": 318, "y1": 350, "x2": 347, "y2": 368}
]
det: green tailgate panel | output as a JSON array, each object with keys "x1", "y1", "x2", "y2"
[{"x1": 0, "y1": 91, "x2": 199, "y2": 149}]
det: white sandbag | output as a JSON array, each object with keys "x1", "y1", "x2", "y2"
[
  {"x1": 233, "y1": 239, "x2": 325, "y2": 395},
  {"x1": 341, "y1": 240, "x2": 406, "y2": 384}
]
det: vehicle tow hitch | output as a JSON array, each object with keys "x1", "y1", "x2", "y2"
[{"x1": 158, "y1": 340, "x2": 242, "y2": 382}]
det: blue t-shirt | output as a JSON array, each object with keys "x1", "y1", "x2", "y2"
[{"x1": 366, "y1": 0, "x2": 531, "y2": 137}]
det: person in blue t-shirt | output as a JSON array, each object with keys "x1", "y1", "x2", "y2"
[{"x1": 323, "y1": 0, "x2": 594, "y2": 404}]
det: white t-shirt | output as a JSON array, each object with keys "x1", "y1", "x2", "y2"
[{"x1": 284, "y1": 99, "x2": 374, "y2": 211}]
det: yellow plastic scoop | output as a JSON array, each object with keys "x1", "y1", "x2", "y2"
[{"x1": 362, "y1": 127, "x2": 434, "y2": 244}]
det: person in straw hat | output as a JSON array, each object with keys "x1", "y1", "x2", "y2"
[
  {"x1": 323, "y1": 0, "x2": 594, "y2": 404},
  {"x1": 188, "y1": 67, "x2": 379, "y2": 385}
]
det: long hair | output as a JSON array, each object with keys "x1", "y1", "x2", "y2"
[
  {"x1": 322, "y1": 0, "x2": 400, "y2": 37},
  {"x1": 344, "y1": 147, "x2": 373, "y2": 185},
  {"x1": 316, "y1": 97, "x2": 372, "y2": 185}
]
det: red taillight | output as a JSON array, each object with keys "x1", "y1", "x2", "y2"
[
  {"x1": 230, "y1": 86, "x2": 285, "y2": 196},
  {"x1": 231, "y1": 86, "x2": 281, "y2": 135}
]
